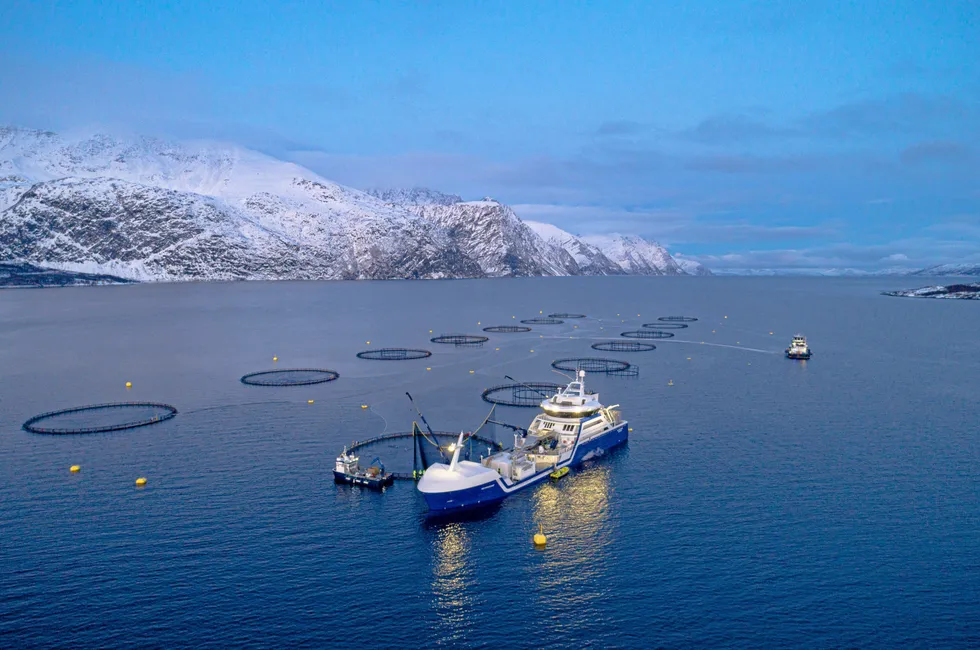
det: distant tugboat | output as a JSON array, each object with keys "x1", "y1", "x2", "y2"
[
  {"x1": 785, "y1": 334, "x2": 812, "y2": 360},
  {"x1": 334, "y1": 448, "x2": 394, "y2": 489}
]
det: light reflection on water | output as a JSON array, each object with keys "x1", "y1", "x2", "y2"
[
  {"x1": 431, "y1": 522, "x2": 479, "y2": 644},
  {"x1": 529, "y1": 464, "x2": 615, "y2": 632}
]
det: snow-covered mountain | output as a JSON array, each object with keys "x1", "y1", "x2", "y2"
[
  {"x1": 672, "y1": 256, "x2": 712, "y2": 277},
  {"x1": 0, "y1": 127, "x2": 709, "y2": 282},
  {"x1": 524, "y1": 221, "x2": 625, "y2": 275},
  {"x1": 582, "y1": 233, "x2": 686, "y2": 276},
  {"x1": 398, "y1": 198, "x2": 578, "y2": 276},
  {"x1": 908, "y1": 263, "x2": 980, "y2": 277}
]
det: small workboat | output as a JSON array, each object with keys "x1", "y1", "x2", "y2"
[
  {"x1": 334, "y1": 448, "x2": 394, "y2": 489},
  {"x1": 550, "y1": 466, "x2": 570, "y2": 480},
  {"x1": 785, "y1": 334, "x2": 812, "y2": 360}
]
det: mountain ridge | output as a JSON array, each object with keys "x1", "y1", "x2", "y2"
[{"x1": 0, "y1": 127, "x2": 707, "y2": 281}]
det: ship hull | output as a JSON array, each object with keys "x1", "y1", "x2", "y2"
[
  {"x1": 421, "y1": 422, "x2": 628, "y2": 513},
  {"x1": 785, "y1": 351, "x2": 812, "y2": 360},
  {"x1": 333, "y1": 470, "x2": 394, "y2": 489}
]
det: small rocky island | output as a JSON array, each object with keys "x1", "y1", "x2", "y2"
[
  {"x1": 0, "y1": 263, "x2": 135, "y2": 288},
  {"x1": 882, "y1": 282, "x2": 980, "y2": 300}
]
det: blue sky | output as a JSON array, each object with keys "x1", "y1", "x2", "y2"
[{"x1": 1, "y1": 0, "x2": 978, "y2": 271}]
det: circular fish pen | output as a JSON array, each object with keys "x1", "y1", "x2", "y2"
[
  {"x1": 241, "y1": 368, "x2": 340, "y2": 386},
  {"x1": 430, "y1": 334, "x2": 489, "y2": 347},
  {"x1": 659, "y1": 316, "x2": 698, "y2": 322},
  {"x1": 481, "y1": 382, "x2": 564, "y2": 407},
  {"x1": 482, "y1": 325, "x2": 532, "y2": 333},
  {"x1": 346, "y1": 430, "x2": 505, "y2": 480},
  {"x1": 621, "y1": 330, "x2": 675, "y2": 339},
  {"x1": 548, "y1": 313, "x2": 586, "y2": 319},
  {"x1": 551, "y1": 357, "x2": 632, "y2": 374},
  {"x1": 520, "y1": 318, "x2": 564, "y2": 325},
  {"x1": 23, "y1": 402, "x2": 178, "y2": 434},
  {"x1": 356, "y1": 348, "x2": 432, "y2": 361},
  {"x1": 642, "y1": 322, "x2": 688, "y2": 329},
  {"x1": 591, "y1": 341, "x2": 657, "y2": 352}
]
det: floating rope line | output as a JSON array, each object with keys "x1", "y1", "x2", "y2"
[
  {"x1": 356, "y1": 348, "x2": 432, "y2": 361},
  {"x1": 621, "y1": 330, "x2": 675, "y2": 339},
  {"x1": 23, "y1": 402, "x2": 178, "y2": 434},
  {"x1": 520, "y1": 318, "x2": 564, "y2": 325},
  {"x1": 592, "y1": 341, "x2": 657, "y2": 352},
  {"x1": 241, "y1": 368, "x2": 340, "y2": 386},
  {"x1": 430, "y1": 334, "x2": 489, "y2": 347},
  {"x1": 483, "y1": 325, "x2": 532, "y2": 333}
]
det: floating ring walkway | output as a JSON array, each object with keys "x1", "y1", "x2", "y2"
[
  {"x1": 659, "y1": 316, "x2": 698, "y2": 322},
  {"x1": 23, "y1": 402, "x2": 178, "y2": 434},
  {"x1": 482, "y1": 382, "x2": 564, "y2": 407},
  {"x1": 356, "y1": 348, "x2": 432, "y2": 361},
  {"x1": 548, "y1": 313, "x2": 586, "y2": 319},
  {"x1": 241, "y1": 368, "x2": 340, "y2": 386},
  {"x1": 621, "y1": 330, "x2": 675, "y2": 339},
  {"x1": 430, "y1": 334, "x2": 489, "y2": 347},
  {"x1": 551, "y1": 357, "x2": 631, "y2": 373},
  {"x1": 643, "y1": 322, "x2": 688, "y2": 329},
  {"x1": 520, "y1": 318, "x2": 564, "y2": 325},
  {"x1": 483, "y1": 325, "x2": 532, "y2": 333},
  {"x1": 592, "y1": 341, "x2": 657, "y2": 352}
]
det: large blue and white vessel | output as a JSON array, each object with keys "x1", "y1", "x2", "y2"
[{"x1": 417, "y1": 371, "x2": 628, "y2": 512}]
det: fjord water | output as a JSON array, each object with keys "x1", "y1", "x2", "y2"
[{"x1": 1, "y1": 277, "x2": 978, "y2": 648}]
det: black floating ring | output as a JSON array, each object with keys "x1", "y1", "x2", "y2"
[
  {"x1": 621, "y1": 330, "x2": 675, "y2": 339},
  {"x1": 241, "y1": 368, "x2": 340, "y2": 386},
  {"x1": 23, "y1": 402, "x2": 178, "y2": 435}
]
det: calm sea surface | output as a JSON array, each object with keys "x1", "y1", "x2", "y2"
[{"x1": 1, "y1": 276, "x2": 978, "y2": 648}]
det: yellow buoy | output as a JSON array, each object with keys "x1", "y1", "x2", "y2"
[
  {"x1": 308, "y1": 399, "x2": 314, "y2": 404},
  {"x1": 512, "y1": 315, "x2": 515, "y2": 318},
  {"x1": 429, "y1": 330, "x2": 433, "y2": 333},
  {"x1": 770, "y1": 332, "x2": 774, "y2": 335},
  {"x1": 135, "y1": 477, "x2": 147, "y2": 487},
  {"x1": 530, "y1": 349, "x2": 534, "y2": 353},
  {"x1": 477, "y1": 321, "x2": 481, "y2": 325},
  {"x1": 70, "y1": 465, "x2": 81, "y2": 473},
  {"x1": 125, "y1": 381, "x2": 132, "y2": 388},
  {"x1": 426, "y1": 367, "x2": 432, "y2": 371},
  {"x1": 361, "y1": 405, "x2": 368, "y2": 409},
  {"x1": 687, "y1": 357, "x2": 692, "y2": 360},
  {"x1": 628, "y1": 427, "x2": 633, "y2": 433},
  {"x1": 495, "y1": 347, "x2": 500, "y2": 351},
  {"x1": 533, "y1": 525, "x2": 547, "y2": 547},
  {"x1": 539, "y1": 310, "x2": 543, "y2": 314},
  {"x1": 366, "y1": 341, "x2": 370, "y2": 345},
  {"x1": 469, "y1": 370, "x2": 475, "y2": 374},
  {"x1": 273, "y1": 356, "x2": 278, "y2": 362},
  {"x1": 668, "y1": 380, "x2": 674, "y2": 386},
  {"x1": 724, "y1": 315, "x2": 728, "y2": 319}
]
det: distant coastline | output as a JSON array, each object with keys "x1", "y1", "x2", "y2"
[
  {"x1": 0, "y1": 263, "x2": 135, "y2": 289},
  {"x1": 882, "y1": 282, "x2": 980, "y2": 300}
]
